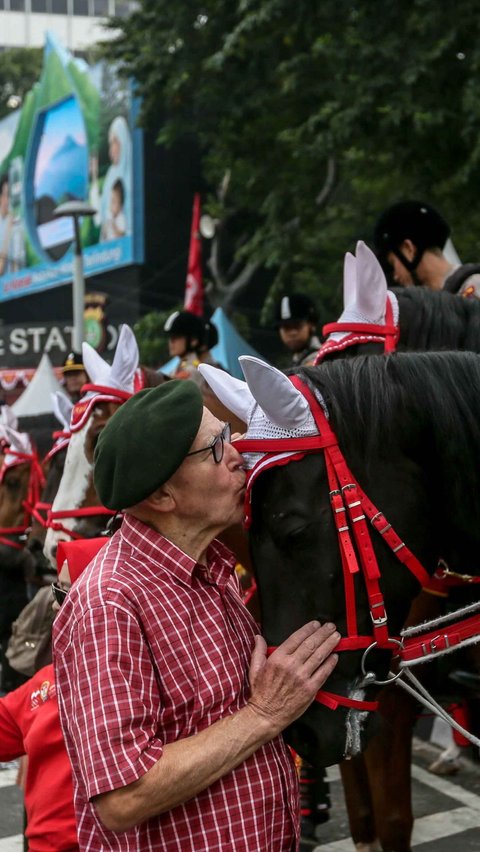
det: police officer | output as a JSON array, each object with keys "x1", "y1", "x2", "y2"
[
  {"x1": 61, "y1": 352, "x2": 88, "y2": 404},
  {"x1": 374, "y1": 200, "x2": 480, "y2": 298},
  {"x1": 275, "y1": 294, "x2": 321, "y2": 366}
]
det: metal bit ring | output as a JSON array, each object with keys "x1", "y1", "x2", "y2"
[{"x1": 360, "y1": 638, "x2": 403, "y2": 686}]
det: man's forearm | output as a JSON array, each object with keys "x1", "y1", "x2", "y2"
[{"x1": 94, "y1": 703, "x2": 278, "y2": 832}]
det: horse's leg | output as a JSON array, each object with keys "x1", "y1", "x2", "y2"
[
  {"x1": 339, "y1": 755, "x2": 380, "y2": 851},
  {"x1": 363, "y1": 685, "x2": 417, "y2": 852},
  {"x1": 363, "y1": 590, "x2": 445, "y2": 851}
]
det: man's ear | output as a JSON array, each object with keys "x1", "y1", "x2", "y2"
[
  {"x1": 400, "y1": 239, "x2": 417, "y2": 263},
  {"x1": 143, "y1": 485, "x2": 176, "y2": 513}
]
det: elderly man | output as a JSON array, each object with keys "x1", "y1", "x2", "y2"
[{"x1": 53, "y1": 380, "x2": 339, "y2": 851}]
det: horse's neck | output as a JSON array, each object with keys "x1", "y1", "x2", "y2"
[{"x1": 397, "y1": 289, "x2": 480, "y2": 353}]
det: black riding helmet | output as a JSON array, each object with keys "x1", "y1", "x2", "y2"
[
  {"x1": 275, "y1": 294, "x2": 318, "y2": 327},
  {"x1": 164, "y1": 310, "x2": 206, "y2": 352},
  {"x1": 373, "y1": 201, "x2": 450, "y2": 274},
  {"x1": 203, "y1": 319, "x2": 218, "y2": 350}
]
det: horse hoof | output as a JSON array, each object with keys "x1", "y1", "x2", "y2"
[
  {"x1": 427, "y1": 756, "x2": 460, "y2": 776},
  {"x1": 354, "y1": 843, "x2": 381, "y2": 852}
]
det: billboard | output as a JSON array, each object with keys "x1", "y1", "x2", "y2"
[{"x1": 0, "y1": 32, "x2": 144, "y2": 303}]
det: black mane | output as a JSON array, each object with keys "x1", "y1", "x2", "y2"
[
  {"x1": 391, "y1": 286, "x2": 480, "y2": 352},
  {"x1": 301, "y1": 351, "x2": 480, "y2": 522}
]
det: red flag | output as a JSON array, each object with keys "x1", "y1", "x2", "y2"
[{"x1": 184, "y1": 192, "x2": 204, "y2": 316}]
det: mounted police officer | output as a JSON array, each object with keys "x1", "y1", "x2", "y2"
[
  {"x1": 374, "y1": 200, "x2": 480, "y2": 299},
  {"x1": 275, "y1": 294, "x2": 322, "y2": 366}
]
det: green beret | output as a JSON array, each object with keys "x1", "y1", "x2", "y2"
[{"x1": 94, "y1": 380, "x2": 204, "y2": 510}]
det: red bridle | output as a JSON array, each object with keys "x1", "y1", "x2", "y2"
[
  {"x1": 315, "y1": 296, "x2": 399, "y2": 364},
  {"x1": 0, "y1": 448, "x2": 45, "y2": 549},
  {"x1": 234, "y1": 375, "x2": 434, "y2": 713}
]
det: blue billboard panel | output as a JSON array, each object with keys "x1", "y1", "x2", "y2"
[{"x1": 0, "y1": 32, "x2": 143, "y2": 302}]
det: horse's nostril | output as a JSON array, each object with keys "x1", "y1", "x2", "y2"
[{"x1": 51, "y1": 544, "x2": 58, "y2": 561}]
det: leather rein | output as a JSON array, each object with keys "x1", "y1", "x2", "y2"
[{"x1": 234, "y1": 374, "x2": 480, "y2": 725}]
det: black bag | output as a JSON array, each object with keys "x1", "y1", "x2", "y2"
[{"x1": 6, "y1": 586, "x2": 55, "y2": 676}]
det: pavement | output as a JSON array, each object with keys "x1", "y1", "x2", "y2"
[{"x1": 302, "y1": 738, "x2": 480, "y2": 851}]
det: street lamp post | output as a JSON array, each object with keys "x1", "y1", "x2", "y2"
[{"x1": 53, "y1": 201, "x2": 97, "y2": 352}]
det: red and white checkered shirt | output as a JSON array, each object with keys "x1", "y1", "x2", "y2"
[{"x1": 53, "y1": 515, "x2": 299, "y2": 850}]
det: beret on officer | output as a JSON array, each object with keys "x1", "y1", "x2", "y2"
[{"x1": 94, "y1": 380, "x2": 204, "y2": 510}]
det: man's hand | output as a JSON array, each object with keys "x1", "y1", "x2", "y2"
[{"x1": 247, "y1": 621, "x2": 340, "y2": 734}]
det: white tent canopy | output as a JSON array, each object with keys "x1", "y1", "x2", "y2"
[{"x1": 12, "y1": 353, "x2": 66, "y2": 417}]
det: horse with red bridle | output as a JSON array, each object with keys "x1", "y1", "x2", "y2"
[
  {"x1": 199, "y1": 327, "x2": 480, "y2": 852},
  {"x1": 0, "y1": 415, "x2": 46, "y2": 689}
]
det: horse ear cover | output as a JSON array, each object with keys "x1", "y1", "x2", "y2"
[
  {"x1": 94, "y1": 380, "x2": 203, "y2": 510},
  {"x1": 239, "y1": 356, "x2": 312, "y2": 429},
  {"x1": 354, "y1": 240, "x2": 388, "y2": 321},
  {"x1": 197, "y1": 364, "x2": 255, "y2": 422},
  {"x1": 82, "y1": 324, "x2": 139, "y2": 394}
]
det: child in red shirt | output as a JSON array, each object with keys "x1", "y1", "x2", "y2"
[{"x1": 0, "y1": 538, "x2": 107, "y2": 851}]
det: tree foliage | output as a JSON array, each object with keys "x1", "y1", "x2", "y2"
[
  {"x1": 104, "y1": 1, "x2": 480, "y2": 321},
  {"x1": 0, "y1": 48, "x2": 43, "y2": 121},
  {"x1": 133, "y1": 308, "x2": 175, "y2": 367}
]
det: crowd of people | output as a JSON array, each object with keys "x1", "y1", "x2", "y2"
[{"x1": 1, "y1": 196, "x2": 479, "y2": 851}]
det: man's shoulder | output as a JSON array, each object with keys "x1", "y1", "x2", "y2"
[{"x1": 54, "y1": 538, "x2": 137, "y2": 640}]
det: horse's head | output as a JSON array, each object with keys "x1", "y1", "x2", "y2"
[
  {"x1": 43, "y1": 325, "x2": 140, "y2": 566},
  {"x1": 25, "y1": 392, "x2": 74, "y2": 584},
  {"x1": 0, "y1": 426, "x2": 43, "y2": 573},
  {"x1": 316, "y1": 241, "x2": 399, "y2": 363},
  {"x1": 199, "y1": 354, "x2": 450, "y2": 766}
]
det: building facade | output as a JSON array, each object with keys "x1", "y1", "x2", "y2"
[{"x1": 0, "y1": 0, "x2": 136, "y2": 52}]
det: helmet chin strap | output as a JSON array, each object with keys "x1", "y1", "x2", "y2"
[{"x1": 393, "y1": 246, "x2": 424, "y2": 286}]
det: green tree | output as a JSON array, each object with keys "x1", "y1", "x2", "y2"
[
  {"x1": 104, "y1": 1, "x2": 480, "y2": 321},
  {"x1": 133, "y1": 309, "x2": 174, "y2": 367},
  {"x1": 0, "y1": 48, "x2": 43, "y2": 121}
]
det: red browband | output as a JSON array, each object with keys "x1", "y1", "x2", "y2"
[{"x1": 315, "y1": 297, "x2": 399, "y2": 363}]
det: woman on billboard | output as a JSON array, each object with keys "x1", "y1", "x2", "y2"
[{"x1": 99, "y1": 115, "x2": 132, "y2": 243}]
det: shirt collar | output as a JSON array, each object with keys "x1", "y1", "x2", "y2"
[{"x1": 120, "y1": 514, "x2": 237, "y2": 588}]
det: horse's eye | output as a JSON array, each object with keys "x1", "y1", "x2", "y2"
[
  {"x1": 287, "y1": 526, "x2": 309, "y2": 540},
  {"x1": 281, "y1": 523, "x2": 314, "y2": 549},
  {"x1": 6, "y1": 478, "x2": 20, "y2": 490}
]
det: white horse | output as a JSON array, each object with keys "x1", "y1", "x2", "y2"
[{"x1": 43, "y1": 324, "x2": 140, "y2": 566}]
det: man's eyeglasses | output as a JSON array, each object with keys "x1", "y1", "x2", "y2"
[
  {"x1": 186, "y1": 423, "x2": 231, "y2": 465},
  {"x1": 51, "y1": 583, "x2": 69, "y2": 606}
]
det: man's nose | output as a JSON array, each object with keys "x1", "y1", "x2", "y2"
[{"x1": 226, "y1": 439, "x2": 244, "y2": 464}]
